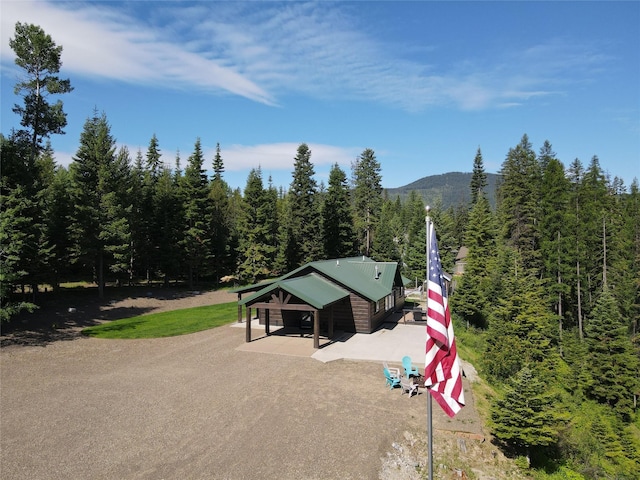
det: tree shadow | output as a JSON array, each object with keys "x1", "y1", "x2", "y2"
[{"x1": 0, "y1": 285, "x2": 210, "y2": 348}]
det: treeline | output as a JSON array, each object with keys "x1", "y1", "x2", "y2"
[
  {"x1": 0, "y1": 113, "x2": 436, "y2": 302},
  {"x1": 451, "y1": 139, "x2": 640, "y2": 478}
]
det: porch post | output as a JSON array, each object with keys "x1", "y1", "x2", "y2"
[
  {"x1": 313, "y1": 309, "x2": 320, "y2": 349},
  {"x1": 237, "y1": 293, "x2": 242, "y2": 323},
  {"x1": 245, "y1": 306, "x2": 251, "y2": 343},
  {"x1": 328, "y1": 305, "x2": 334, "y2": 339},
  {"x1": 265, "y1": 308, "x2": 270, "y2": 335}
]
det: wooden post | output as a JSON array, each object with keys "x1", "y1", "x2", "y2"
[
  {"x1": 328, "y1": 305, "x2": 334, "y2": 339},
  {"x1": 265, "y1": 308, "x2": 270, "y2": 335},
  {"x1": 237, "y1": 293, "x2": 242, "y2": 323},
  {"x1": 313, "y1": 309, "x2": 320, "y2": 349},
  {"x1": 245, "y1": 306, "x2": 251, "y2": 343}
]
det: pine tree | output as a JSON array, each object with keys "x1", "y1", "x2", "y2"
[
  {"x1": 583, "y1": 287, "x2": 640, "y2": 421},
  {"x1": 100, "y1": 146, "x2": 132, "y2": 284},
  {"x1": 237, "y1": 168, "x2": 276, "y2": 282},
  {"x1": 212, "y1": 142, "x2": 225, "y2": 182},
  {"x1": 491, "y1": 367, "x2": 562, "y2": 466},
  {"x1": 207, "y1": 144, "x2": 234, "y2": 282},
  {"x1": 69, "y1": 110, "x2": 120, "y2": 298},
  {"x1": 285, "y1": 143, "x2": 321, "y2": 268},
  {"x1": 580, "y1": 156, "x2": 611, "y2": 310},
  {"x1": 179, "y1": 138, "x2": 211, "y2": 288},
  {"x1": 42, "y1": 162, "x2": 73, "y2": 287},
  {"x1": 371, "y1": 198, "x2": 401, "y2": 262},
  {"x1": 452, "y1": 194, "x2": 496, "y2": 327},
  {"x1": 322, "y1": 163, "x2": 356, "y2": 259},
  {"x1": 402, "y1": 191, "x2": 427, "y2": 284},
  {"x1": 497, "y1": 134, "x2": 541, "y2": 275},
  {"x1": 470, "y1": 147, "x2": 487, "y2": 205},
  {"x1": 146, "y1": 134, "x2": 162, "y2": 180},
  {"x1": 484, "y1": 252, "x2": 558, "y2": 381},
  {"x1": 539, "y1": 156, "x2": 572, "y2": 343},
  {"x1": 0, "y1": 173, "x2": 38, "y2": 321},
  {"x1": 155, "y1": 164, "x2": 183, "y2": 285},
  {"x1": 567, "y1": 158, "x2": 587, "y2": 338},
  {"x1": 352, "y1": 148, "x2": 383, "y2": 256},
  {"x1": 9, "y1": 22, "x2": 73, "y2": 162}
]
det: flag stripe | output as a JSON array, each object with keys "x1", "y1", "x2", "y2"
[{"x1": 424, "y1": 221, "x2": 465, "y2": 418}]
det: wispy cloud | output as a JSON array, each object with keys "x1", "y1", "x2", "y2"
[
  {"x1": 221, "y1": 142, "x2": 360, "y2": 172},
  {"x1": 0, "y1": 1, "x2": 274, "y2": 105},
  {"x1": 1, "y1": 1, "x2": 608, "y2": 112}
]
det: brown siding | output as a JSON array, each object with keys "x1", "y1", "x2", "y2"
[{"x1": 254, "y1": 282, "x2": 408, "y2": 335}]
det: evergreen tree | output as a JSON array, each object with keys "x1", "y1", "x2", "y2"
[
  {"x1": 146, "y1": 134, "x2": 162, "y2": 180},
  {"x1": 452, "y1": 194, "x2": 496, "y2": 328},
  {"x1": 179, "y1": 138, "x2": 211, "y2": 287},
  {"x1": 155, "y1": 164, "x2": 183, "y2": 285},
  {"x1": 1, "y1": 93, "x2": 52, "y2": 302},
  {"x1": 0, "y1": 184, "x2": 38, "y2": 321},
  {"x1": 583, "y1": 287, "x2": 640, "y2": 421},
  {"x1": 537, "y1": 140, "x2": 556, "y2": 172},
  {"x1": 491, "y1": 367, "x2": 562, "y2": 466},
  {"x1": 402, "y1": 191, "x2": 427, "y2": 284},
  {"x1": 284, "y1": 143, "x2": 321, "y2": 268},
  {"x1": 484, "y1": 252, "x2": 558, "y2": 381},
  {"x1": 9, "y1": 22, "x2": 73, "y2": 162},
  {"x1": 371, "y1": 198, "x2": 401, "y2": 262},
  {"x1": 0, "y1": 133, "x2": 39, "y2": 320},
  {"x1": 539, "y1": 156, "x2": 572, "y2": 343},
  {"x1": 497, "y1": 134, "x2": 541, "y2": 275},
  {"x1": 580, "y1": 156, "x2": 611, "y2": 310},
  {"x1": 43, "y1": 161, "x2": 74, "y2": 287},
  {"x1": 128, "y1": 150, "x2": 148, "y2": 283},
  {"x1": 470, "y1": 147, "x2": 487, "y2": 205},
  {"x1": 352, "y1": 148, "x2": 383, "y2": 256},
  {"x1": 212, "y1": 142, "x2": 224, "y2": 182},
  {"x1": 322, "y1": 163, "x2": 356, "y2": 259},
  {"x1": 209, "y1": 146, "x2": 232, "y2": 283},
  {"x1": 100, "y1": 146, "x2": 132, "y2": 284},
  {"x1": 69, "y1": 110, "x2": 120, "y2": 298},
  {"x1": 567, "y1": 158, "x2": 587, "y2": 337},
  {"x1": 237, "y1": 168, "x2": 276, "y2": 282}
]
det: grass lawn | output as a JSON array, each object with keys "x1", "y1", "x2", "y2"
[{"x1": 82, "y1": 302, "x2": 238, "y2": 339}]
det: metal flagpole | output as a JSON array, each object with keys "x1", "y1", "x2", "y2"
[{"x1": 425, "y1": 206, "x2": 433, "y2": 480}]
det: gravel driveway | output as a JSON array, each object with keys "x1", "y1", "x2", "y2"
[{"x1": 1, "y1": 289, "x2": 485, "y2": 480}]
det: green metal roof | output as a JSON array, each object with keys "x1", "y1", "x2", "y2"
[
  {"x1": 310, "y1": 257, "x2": 398, "y2": 302},
  {"x1": 238, "y1": 272, "x2": 350, "y2": 309},
  {"x1": 235, "y1": 256, "x2": 404, "y2": 305}
]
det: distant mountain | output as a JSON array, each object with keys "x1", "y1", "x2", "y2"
[{"x1": 384, "y1": 172, "x2": 501, "y2": 209}]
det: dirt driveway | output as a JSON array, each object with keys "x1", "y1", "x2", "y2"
[{"x1": 1, "y1": 288, "x2": 494, "y2": 480}]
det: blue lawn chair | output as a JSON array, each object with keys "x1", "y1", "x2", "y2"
[
  {"x1": 402, "y1": 356, "x2": 419, "y2": 378},
  {"x1": 383, "y1": 367, "x2": 401, "y2": 389}
]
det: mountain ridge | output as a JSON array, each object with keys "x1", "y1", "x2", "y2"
[{"x1": 384, "y1": 171, "x2": 500, "y2": 209}]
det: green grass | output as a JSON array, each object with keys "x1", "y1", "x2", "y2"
[{"x1": 82, "y1": 302, "x2": 238, "y2": 339}]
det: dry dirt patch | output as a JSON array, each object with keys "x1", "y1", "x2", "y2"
[{"x1": 1, "y1": 288, "x2": 516, "y2": 479}]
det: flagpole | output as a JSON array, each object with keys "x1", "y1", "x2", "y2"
[{"x1": 425, "y1": 205, "x2": 433, "y2": 480}]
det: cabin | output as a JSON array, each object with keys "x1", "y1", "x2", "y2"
[{"x1": 232, "y1": 256, "x2": 409, "y2": 348}]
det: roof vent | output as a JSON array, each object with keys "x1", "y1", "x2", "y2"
[
  {"x1": 336, "y1": 259, "x2": 340, "y2": 266},
  {"x1": 374, "y1": 265, "x2": 380, "y2": 279}
]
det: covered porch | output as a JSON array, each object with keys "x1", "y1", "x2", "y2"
[{"x1": 238, "y1": 273, "x2": 350, "y2": 349}]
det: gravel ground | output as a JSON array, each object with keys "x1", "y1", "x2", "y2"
[{"x1": 1, "y1": 288, "x2": 495, "y2": 480}]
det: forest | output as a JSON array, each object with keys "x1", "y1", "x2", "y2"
[{"x1": 2, "y1": 22, "x2": 639, "y2": 479}]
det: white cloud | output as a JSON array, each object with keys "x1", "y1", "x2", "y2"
[
  {"x1": 213, "y1": 142, "x2": 359, "y2": 173},
  {"x1": 0, "y1": 1, "x2": 274, "y2": 105},
  {"x1": 1, "y1": 1, "x2": 607, "y2": 113}
]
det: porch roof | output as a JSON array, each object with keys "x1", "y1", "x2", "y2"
[{"x1": 238, "y1": 272, "x2": 350, "y2": 309}]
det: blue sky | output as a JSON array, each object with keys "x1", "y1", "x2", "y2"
[{"x1": 2, "y1": 1, "x2": 639, "y2": 191}]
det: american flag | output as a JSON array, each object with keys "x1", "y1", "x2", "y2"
[{"x1": 424, "y1": 224, "x2": 465, "y2": 417}]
